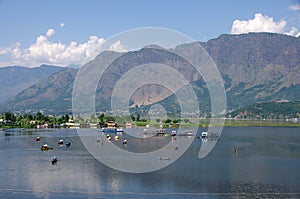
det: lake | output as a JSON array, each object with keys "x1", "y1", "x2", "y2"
[{"x1": 0, "y1": 127, "x2": 300, "y2": 198}]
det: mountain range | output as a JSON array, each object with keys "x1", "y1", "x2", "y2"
[
  {"x1": 0, "y1": 32, "x2": 299, "y2": 115},
  {"x1": 0, "y1": 65, "x2": 63, "y2": 105}
]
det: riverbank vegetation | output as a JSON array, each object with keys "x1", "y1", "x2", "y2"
[{"x1": 0, "y1": 111, "x2": 299, "y2": 129}]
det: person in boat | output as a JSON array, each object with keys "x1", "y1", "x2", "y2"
[
  {"x1": 41, "y1": 144, "x2": 51, "y2": 151},
  {"x1": 65, "y1": 142, "x2": 71, "y2": 147},
  {"x1": 51, "y1": 156, "x2": 58, "y2": 165},
  {"x1": 234, "y1": 147, "x2": 238, "y2": 155},
  {"x1": 58, "y1": 139, "x2": 64, "y2": 145}
]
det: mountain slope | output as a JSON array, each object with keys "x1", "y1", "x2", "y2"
[
  {"x1": 228, "y1": 101, "x2": 300, "y2": 119},
  {"x1": 0, "y1": 64, "x2": 63, "y2": 104},
  {"x1": 1, "y1": 33, "x2": 299, "y2": 115},
  {"x1": 202, "y1": 32, "x2": 300, "y2": 109},
  {"x1": 0, "y1": 68, "x2": 77, "y2": 114}
]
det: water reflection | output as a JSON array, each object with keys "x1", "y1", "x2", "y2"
[{"x1": 0, "y1": 127, "x2": 300, "y2": 198}]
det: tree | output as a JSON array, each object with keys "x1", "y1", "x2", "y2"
[
  {"x1": 130, "y1": 114, "x2": 135, "y2": 121},
  {"x1": 98, "y1": 113, "x2": 105, "y2": 126},
  {"x1": 4, "y1": 112, "x2": 15, "y2": 123},
  {"x1": 183, "y1": 118, "x2": 190, "y2": 123}
]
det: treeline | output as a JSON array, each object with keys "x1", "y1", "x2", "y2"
[
  {"x1": 229, "y1": 101, "x2": 300, "y2": 119},
  {"x1": 0, "y1": 112, "x2": 133, "y2": 129},
  {"x1": 0, "y1": 112, "x2": 72, "y2": 128}
]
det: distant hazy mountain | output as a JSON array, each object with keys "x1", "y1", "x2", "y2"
[
  {"x1": 0, "y1": 64, "x2": 63, "y2": 104},
  {"x1": 0, "y1": 67, "x2": 77, "y2": 114},
  {"x1": 1, "y1": 33, "x2": 299, "y2": 115}
]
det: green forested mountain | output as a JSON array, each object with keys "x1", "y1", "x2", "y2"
[{"x1": 228, "y1": 101, "x2": 300, "y2": 119}]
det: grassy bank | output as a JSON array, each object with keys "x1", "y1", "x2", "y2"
[{"x1": 136, "y1": 119, "x2": 300, "y2": 128}]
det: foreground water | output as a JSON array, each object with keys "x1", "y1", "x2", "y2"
[{"x1": 0, "y1": 127, "x2": 300, "y2": 198}]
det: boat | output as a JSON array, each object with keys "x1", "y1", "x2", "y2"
[
  {"x1": 101, "y1": 128, "x2": 124, "y2": 133},
  {"x1": 58, "y1": 139, "x2": 64, "y2": 145},
  {"x1": 156, "y1": 129, "x2": 168, "y2": 136},
  {"x1": 65, "y1": 142, "x2": 71, "y2": 147},
  {"x1": 176, "y1": 131, "x2": 194, "y2": 136},
  {"x1": 41, "y1": 144, "x2": 52, "y2": 151},
  {"x1": 116, "y1": 128, "x2": 123, "y2": 132},
  {"x1": 171, "y1": 130, "x2": 177, "y2": 136},
  {"x1": 201, "y1": 132, "x2": 208, "y2": 138},
  {"x1": 159, "y1": 157, "x2": 170, "y2": 160},
  {"x1": 51, "y1": 156, "x2": 58, "y2": 165},
  {"x1": 114, "y1": 135, "x2": 119, "y2": 141}
]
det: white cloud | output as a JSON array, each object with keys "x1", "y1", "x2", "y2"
[
  {"x1": 0, "y1": 29, "x2": 106, "y2": 67},
  {"x1": 0, "y1": 47, "x2": 10, "y2": 55},
  {"x1": 231, "y1": 13, "x2": 286, "y2": 34},
  {"x1": 109, "y1": 40, "x2": 127, "y2": 52},
  {"x1": 284, "y1": 27, "x2": 299, "y2": 36},
  {"x1": 289, "y1": 4, "x2": 300, "y2": 11},
  {"x1": 231, "y1": 13, "x2": 300, "y2": 37},
  {"x1": 46, "y1": 28, "x2": 55, "y2": 37},
  {"x1": 60, "y1": 23, "x2": 65, "y2": 28}
]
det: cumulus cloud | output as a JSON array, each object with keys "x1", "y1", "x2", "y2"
[
  {"x1": 0, "y1": 48, "x2": 10, "y2": 55},
  {"x1": 46, "y1": 28, "x2": 55, "y2": 37},
  {"x1": 109, "y1": 40, "x2": 128, "y2": 52},
  {"x1": 60, "y1": 22, "x2": 65, "y2": 28},
  {"x1": 231, "y1": 13, "x2": 300, "y2": 37},
  {"x1": 0, "y1": 28, "x2": 107, "y2": 67},
  {"x1": 289, "y1": 4, "x2": 300, "y2": 11}
]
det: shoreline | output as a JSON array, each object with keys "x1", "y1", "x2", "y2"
[{"x1": 1, "y1": 119, "x2": 299, "y2": 130}]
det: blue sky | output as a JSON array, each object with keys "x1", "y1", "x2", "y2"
[{"x1": 0, "y1": 0, "x2": 299, "y2": 67}]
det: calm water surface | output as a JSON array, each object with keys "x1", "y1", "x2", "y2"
[{"x1": 0, "y1": 127, "x2": 300, "y2": 198}]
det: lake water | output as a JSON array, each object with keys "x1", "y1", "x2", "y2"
[{"x1": 0, "y1": 127, "x2": 300, "y2": 198}]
